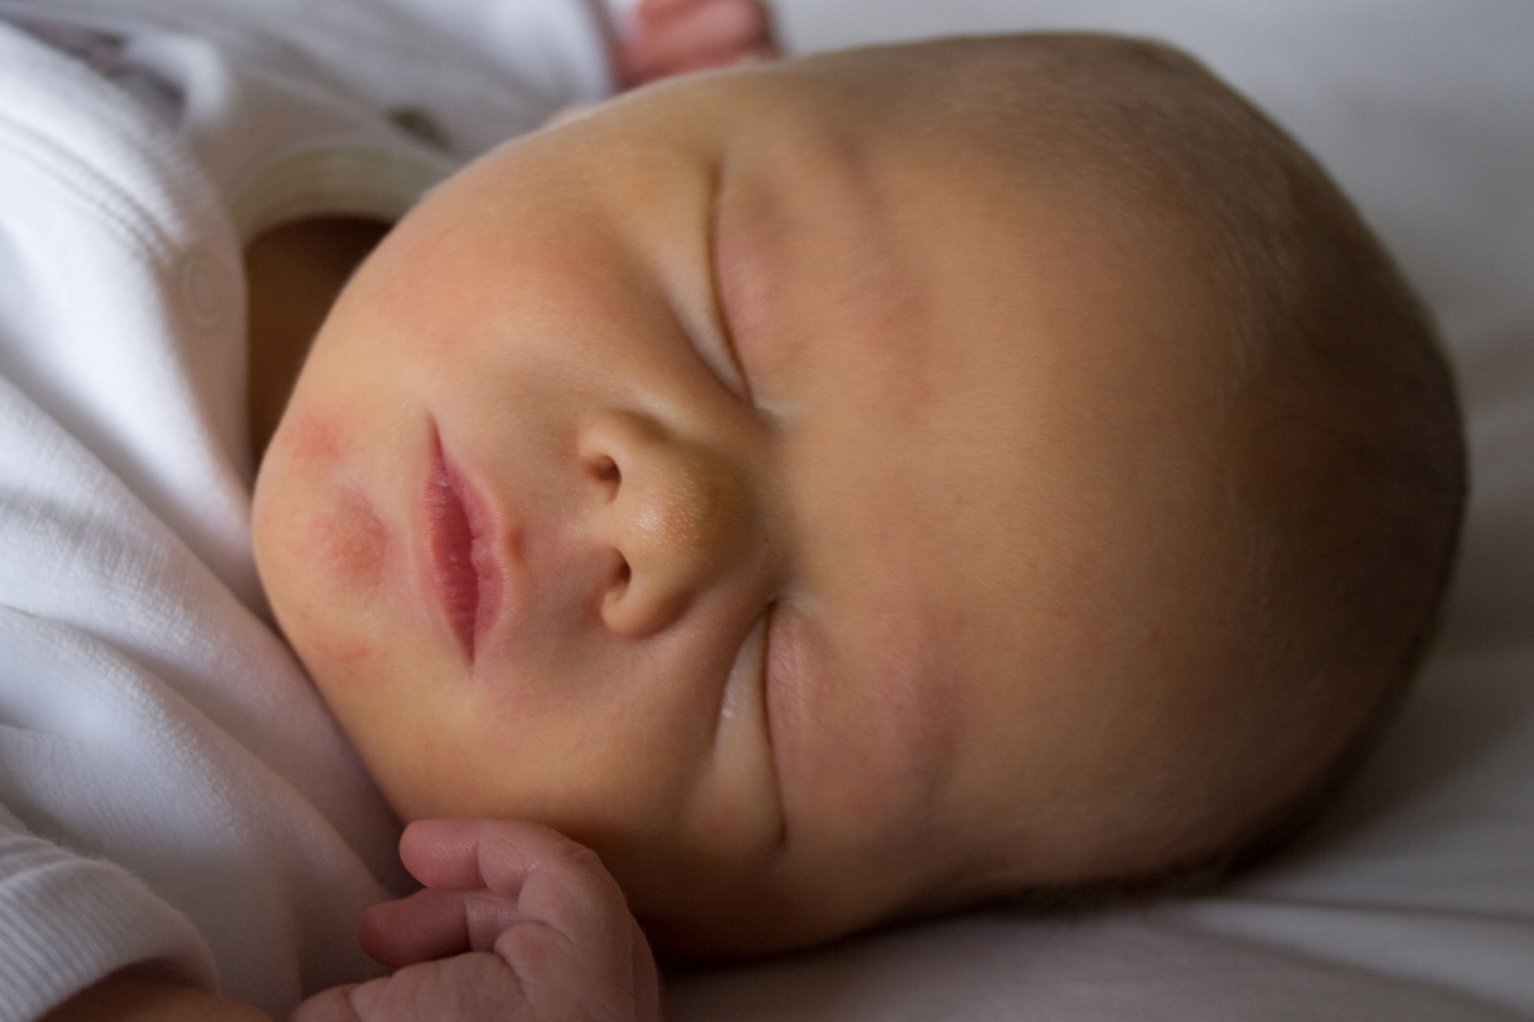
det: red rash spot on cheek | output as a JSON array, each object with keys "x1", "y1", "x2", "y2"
[
  {"x1": 292, "y1": 483, "x2": 387, "y2": 671},
  {"x1": 311, "y1": 631, "x2": 372, "y2": 669},
  {"x1": 304, "y1": 483, "x2": 389, "y2": 594},
  {"x1": 286, "y1": 412, "x2": 342, "y2": 466},
  {"x1": 263, "y1": 412, "x2": 390, "y2": 673}
]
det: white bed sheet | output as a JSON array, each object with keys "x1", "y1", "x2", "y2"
[{"x1": 667, "y1": 2, "x2": 1534, "y2": 1018}]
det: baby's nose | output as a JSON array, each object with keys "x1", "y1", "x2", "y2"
[{"x1": 577, "y1": 411, "x2": 760, "y2": 638}]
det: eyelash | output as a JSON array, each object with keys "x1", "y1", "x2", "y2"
[
  {"x1": 691, "y1": 313, "x2": 752, "y2": 402},
  {"x1": 704, "y1": 179, "x2": 755, "y2": 404}
]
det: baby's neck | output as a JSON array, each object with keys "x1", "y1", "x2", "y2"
[{"x1": 244, "y1": 217, "x2": 389, "y2": 463}]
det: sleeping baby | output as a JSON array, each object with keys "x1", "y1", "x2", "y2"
[
  {"x1": 259, "y1": 28, "x2": 1466, "y2": 1022},
  {"x1": 0, "y1": 2, "x2": 1463, "y2": 1021}
]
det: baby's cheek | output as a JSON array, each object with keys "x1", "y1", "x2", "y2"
[
  {"x1": 255, "y1": 412, "x2": 396, "y2": 673},
  {"x1": 280, "y1": 409, "x2": 343, "y2": 466},
  {"x1": 301, "y1": 481, "x2": 390, "y2": 597}
]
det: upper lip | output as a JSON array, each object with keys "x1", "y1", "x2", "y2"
[{"x1": 424, "y1": 425, "x2": 502, "y2": 662}]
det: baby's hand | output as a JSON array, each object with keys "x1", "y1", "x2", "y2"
[
  {"x1": 291, "y1": 820, "x2": 660, "y2": 1022},
  {"x1": 617, "y1": 0, "x2": 780, "y2": 87}
]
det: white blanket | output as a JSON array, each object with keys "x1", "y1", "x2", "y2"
[{"x1": 669, "y1": 2, "x2": 1534, "y2": 1018}]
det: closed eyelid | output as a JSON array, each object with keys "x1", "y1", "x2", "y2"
[
  {"x1": 761, "y1": 602, "x2": 826, "y2": 852},
  {"x1": 756, "y1": 602, "x2": 789, "y2": 850},
  {"x1": 705, "y1": 156, "x2": 757, "y2": 404},
  {"x1": 707, "y1": 148, "x2": 827, "y2": 424},
  {"x1": 712, "y1": 604, "x2": 791, "y2": 853}
]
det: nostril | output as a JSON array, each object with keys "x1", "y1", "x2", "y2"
[
  {"x1": 587, "y1": 454, "x2": 621, "y2": 493},
  {"x1": 602, "y1": 555, "x2": 633, "y2": 619}
]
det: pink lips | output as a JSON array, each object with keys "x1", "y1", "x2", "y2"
[{"x1": 426, "y1": 430, "x2": 501, "y2": 661}]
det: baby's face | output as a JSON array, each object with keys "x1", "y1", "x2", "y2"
[{"x1": 253, "y1": 52, "x2": 1256, "y2": 954}]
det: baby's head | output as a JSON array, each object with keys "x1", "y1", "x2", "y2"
[{"x1": 251, "y1": 35, "x2": 1464, "y2": 956}]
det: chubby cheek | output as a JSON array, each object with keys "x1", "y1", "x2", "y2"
[
  {"x1": 341, "y1": 693, "x2": 495, "y2": 823},
  {"x1": 253, "y1": 409, "x2": 401, "y2": 676}
]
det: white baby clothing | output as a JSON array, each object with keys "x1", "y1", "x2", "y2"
[{"x1": 0, "y1": 1, "x2": 613, "y2": 1017}]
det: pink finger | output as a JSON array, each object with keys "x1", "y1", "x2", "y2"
[
  {"x1": 396, "y1": 819, "x2": 638, "y2": 959},
  {"x1": 634, "y1": 0, "x2": 709, "y2": 24},
  {"x1": 358, "y1": 887, "x2": 491, "y2": 968},
  {"x1": 401, "y1": 819, "x2": 621, "y2": 903},
  {"x1": 626, "y1": 0, "x2": 769, "y2": 73},
  {"x1": 362, "y1": 886, "x2": 537, "y2": 967},
  {"x1": 397, "y1": 818, "x2": 495, "y2": 891},
  {"x1": 289, "y1": 983, "x2": 366, "y2": 1022},
  {"x1": 399, "y1": 817, "x2": 580, "y2": 893},
  {"x1": 623, "y1": 37, "x2": 776, "y2": 83}
]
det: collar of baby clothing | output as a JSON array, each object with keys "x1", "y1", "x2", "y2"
[{"x1": 0, "y1": 4, "x2": 451, "y2": 242}]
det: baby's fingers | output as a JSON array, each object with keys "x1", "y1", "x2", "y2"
[
  {"x1": 394, "y1": 820, "x2": 641, "y2": 964},
  {"x1": 398, "y1": 819, "x2": 609, "y2": 897},
  {"x1": 388, "y1": 820, "x2": 659, "y2": 1019},
  {"x1": 289, "y1": 980, "x2": 381, "y2": 1022},
  {"x1": 360, "y1": 887, "x2": 525, "y2": 969},
  {"x1": 291, "y1": 956, "x2": 531, "y2": 1022},
  {"x1": 621, "y1": 0, "x2": 777, "y2": 84}
]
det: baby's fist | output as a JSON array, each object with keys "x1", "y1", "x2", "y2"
[
  {"x1": 291, "y1": 820, "x2": 660, "y2": 1022},
  {"x1": 617, "y1": 0, "x2": 780, "y2": 87}
]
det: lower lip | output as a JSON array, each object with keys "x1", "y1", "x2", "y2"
[{"x1": 425, "y1": 430, "x2": 502, "y2": 661}]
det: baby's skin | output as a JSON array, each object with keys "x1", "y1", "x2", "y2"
[
  {"x1": 247, "y1": 7, "x2": 1458, "y2": 1022},
  {"x1": 286, "y1": 5, "x2": 776, "y2": 1018},
  {"x1": 44, "y1": 2, "x2": 771, "y2": 1021},
  {"x1": 291, "y1": 821, "x2": 661, "y2": 1022},
  {"x1": 41, "y1": 0, "x2": 1463, "y2": 1014}
]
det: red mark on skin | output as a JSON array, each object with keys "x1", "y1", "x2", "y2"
[
  {"x1": 311, "y1": 631, "x2": 372, "y2": 669},
  {"x1": 260, "y1": 410, "x2": 387, "y2": 675},
  {"x1": 286, "y1": 411, "x2": 342, "y2": 466},
  {"x1": 303, "y1": 481, "x2": 389, "y2": 599}
]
